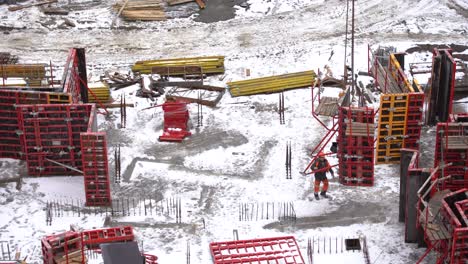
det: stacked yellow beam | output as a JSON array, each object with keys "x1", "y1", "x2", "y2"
[
  {"x1": 132, "y1": 56, "x2": 225, "y2": 74},
  {"x1": 228, "y1": 70, "x2": 316, "y2": 97},
  {"x1": 0, "y1": 64, "x2": 46, "y2": 79},
  {"x1": 87, "y1": 82, "x2": 111, "y2": 103}
]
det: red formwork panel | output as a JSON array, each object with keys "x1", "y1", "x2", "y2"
[
  {"x1": 159, "y1": 101, "x2": 191, "y2": 142},
  {"x1": 81, "y1": 132, "x2": 111, "y2": 206},
  {"x1": 62, "y1": 49, "x2": 82, "y2": 103},
  {"x1": 337, "y1": 107, "x2": 375, "y2": 186},
  {"x1": 210, "y1": 236, "x2": 305, "y2": 264},
  {"x1": 434, "y1": 122, "x2": 468, "y2": 191},
  {"x1": 41, "y1": 231, "x2": 82, "y2": 264},
  {"x1": 440, "y1": 189, "x2": 468, "y2": 264},
  {"x1": 16, "y1": 104, "x2": 94, "y2": 176},
  {"x1": 0, "y1": 90, "x2": 49, "y2": 159},
  {"x1": 81, "y1": 226, "x2": 134, "y2": 248},
  {"x1": 403, "y1": 93, "x2": 424, "y2": 150}
]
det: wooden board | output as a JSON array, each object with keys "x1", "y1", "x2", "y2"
[{"x1": 167, "y1": 0, "x2": 194, "y2": 6}]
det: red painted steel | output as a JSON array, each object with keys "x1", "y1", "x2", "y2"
[
  {"x1": 337, "y1": 107, "x2": 375, "y2": 186},
  {"x1": 404, "y1": 93, "x2": 424, "y2": 150},
  {"x1": 434, "y1": 122, "x2": 468, "y2": 191},
  {"x1": 0, "y1": 90, "x2": 48, "y2": 159},
  {"x1": 15, "y1": 104, "x2": 94, "y2": 176},
  {"x1": 81, "y1": 226, "x2": 134, "y2": 248},
  {"x1": 81, "y1": 132, "x2": 111, "y2": 206},
  {"x1": 159, "y1": 100, "x2": 191, "y2": 142},
  {"x1": 41, "y1": 231, "x2": 82, "y2": 264},
  {"x1": 62, "y1": 49, "x2": 82, "y2": 103},
  {"x1": 210, "y1": 236, "x2": 305, "y2": 264}
]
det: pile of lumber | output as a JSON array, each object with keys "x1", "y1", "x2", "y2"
[
  {"x1": 167, "y1": 0, "x2": 205, "y2": 8},
  {"x1": 132, "y1": 56, "x2": 225, "y2": 75},
  {"x1": 227, "y1": 70, "x2": 317, "y2": 97},
  {"x1": 114, "y1": 0, "x2": 166, "y2": 21}
]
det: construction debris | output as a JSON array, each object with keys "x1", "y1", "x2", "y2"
[
  {"x1": 132, "y1": 56, "x2": 225, "y2": 75},
  {"x1": 40, "y1": 6, "x2": 69, "y2": 15},
  {"x1": 8, "y1": 0, "x2": 57, "y2": 11},
  {"x1": 227, "y1": 70, "x2": 317, "y2": 97},
  {"x1": 0, "y1": 52, "x2": 18, "y2": 64},
  {"x1": 113, "y1": 0, "x2": 166, "y2": 21},
  {"x1": 102, "y1": 71, "x2": 141, "y2": 90},
  {"x1": 165, "y1": 84, "x2": 225, "y2": 107}
]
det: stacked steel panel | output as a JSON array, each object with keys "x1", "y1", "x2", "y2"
[
  {"x1": 403, "y1": 93, "x2": 424, "y2": 150},
  {"x1": 337, "y1": 107, "x2": 375, "y2": 186},
  {"x1": 81, "y1": 226, "x2": 134, "y2": 248},
  {"x1": 81, "y1": 132, "x2": 111, "y2": 206},
  {"x1": 440, "y1": 189, "x2": 468, "y2": 264},
  {"x1": 159, "y1": 101, "x2": 191, "y2": 142},
  {"x1": 434, "y1": 122, "x2": 468, "y2": 191},
  {"x1": 210, "y1": 236, "x2": 305, "y2": 264},
  {"x1": 0, "y1": 90, "x2": 71, "y2": 159},
  {"x1": 16, "y1": 104, "x2": 94, "y2": 176}
]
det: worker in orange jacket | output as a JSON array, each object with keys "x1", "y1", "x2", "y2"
[{"x1": 312, "y1": 152, "x2": 334, "y2": 200}]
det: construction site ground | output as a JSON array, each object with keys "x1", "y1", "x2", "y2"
[{"x1": 1, "y1": 0, "x2": 468, "y2": 263}]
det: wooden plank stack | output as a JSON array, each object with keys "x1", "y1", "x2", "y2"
[
  {"x1": 114, "y1": 0, "x2": 166, "y2": 21},
  {"x1": 132, "y1": 56, "x2": 225, "y2": 75},
  {"x1": 166, "y1": 0, "x2": 194, "y2": 5}
]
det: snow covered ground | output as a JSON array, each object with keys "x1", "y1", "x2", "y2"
[{"x1": 1, "y1": 0, "x2": 467, "y2": 263}]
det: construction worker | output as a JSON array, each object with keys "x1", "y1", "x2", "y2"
[{"x1": 312, "y1": 152, "x2": 334, "y2": 200}]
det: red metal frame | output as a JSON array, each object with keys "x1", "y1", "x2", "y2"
[
  {"x1": 404, "y1": 93, "x2": 424, "y2": 150},
  {"x1": 62, "y1": 49, "x2": 82, "y2": 103},
  {"x1": 81, "y1": 132, "x2": 111, "y2": 206},
  {"x1": 15, "y1": 104, "x2": 94, "y2": 176},
  {"x1": 210, "y1": 236, "x2": 305, "y2": 264},
  {"x1": 81, "y1": 226, "x2": 134, "y2": 248},
  {"x1": 41, "y1": 231, "x2": 82, "y2": 264},
  {"x1": 434, "y1": 122, "x2": 468, "y2": 191},
  {"x1": 337, "y1": 106, "x2": 375, "y2": 186},
  {"x1": 159, "y1": 100, "x2": 191, "y2": 142},
  {"x1": 303, "y1": 82, "x2": 339, "y2": 174}
]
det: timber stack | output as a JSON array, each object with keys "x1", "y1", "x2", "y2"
[{"x1": 114, "y1": 0, "x2": 166, "y2": 21}]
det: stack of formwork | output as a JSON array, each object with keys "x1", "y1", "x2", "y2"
[
  {"x1": 132, "y1": 56, "x2": 225, "y2": 75},
  {"x1": 0, "y1": 64, "x2": 47, "y2": 87},
  {"x1": 159, "y1": 100, "x2": 191, "y2": 142},
  {"x1": 114, "y1": 0, "x2": 166, "y2": 21},
  {"x1": 227, "y1": 70, "x2": 316, "y2": 97},
  {"x1": 337, "y1": 107, "x2": 375, "y2": 186},
  {"x1": 81, "y1": 226, "x2": 134, "y2": 248},
  {"x1": 41, "y1": 231, "x2": 84, "y2": 264},
  {"x1": 376, "y1": 93, "x2": 409, "y2": 164},
  {"x1": 87, "y1": 82, "x2": 110, "y2": 103},
  {"x1": 81, "y1": 132, "x2": 111, "y2": 206},
  {"x1": 434, "y1": 121, "x2": 468, "y2": 191}
]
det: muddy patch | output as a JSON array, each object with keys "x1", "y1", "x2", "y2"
[{"x1": 194, "y1": 0, "x2": 249, "y2": 23}]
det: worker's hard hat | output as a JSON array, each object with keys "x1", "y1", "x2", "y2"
[{"x1": 318, "y1": 152, "x2": 325, "y2": 157}]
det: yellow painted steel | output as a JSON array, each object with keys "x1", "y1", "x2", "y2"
[
  {"x1": 132, "y1": 56, "x2": 225, "y2": 74},
  {"x1": 376, "y1": 93, "x2": 409, "y2": 164},
  {"x1": 87, "y1": 82, "x2": 111, "y2": 103},
  {"x1": 47, "y1": 93, "x2": 71, "y2": 104},
  {"x1": 227, "y1": 71, "x2": 316, "y2": 97},
  {"x1": 389, "y1": 54, "x2": 414, "y2": 93}
]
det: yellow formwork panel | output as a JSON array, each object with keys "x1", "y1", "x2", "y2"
[
  {"x1": 376, "y1": 93, "x2": 409, "y2": 164},
  {"x1": 47, "y1": 93, "x2": 72, "y2": 104},
  {"x1": 389, "y1": 54, "x2": 414, "y2": 93},
  {"x1": 227, "y1": 70, "x2": 316, "y2": 97},
  {"x1": 132, "y1": 56, "x2": 225, "y2": 74}
]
